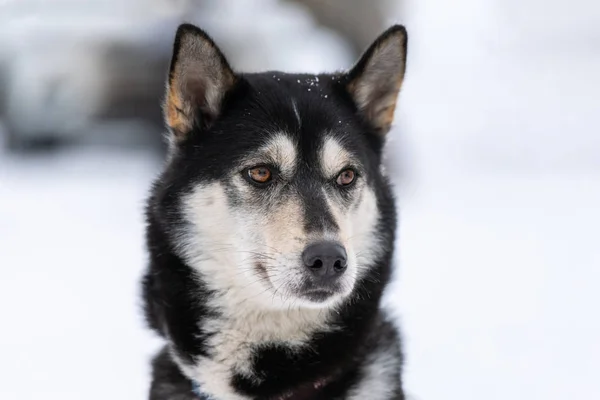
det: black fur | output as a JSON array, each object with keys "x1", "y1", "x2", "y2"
[{"x1": 142, "y1": 24, "x2": 407, "y2": 400}]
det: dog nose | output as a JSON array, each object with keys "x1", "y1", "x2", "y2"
[{"x1": 302, "y1": 241, "x2": 347, "y2": 278}]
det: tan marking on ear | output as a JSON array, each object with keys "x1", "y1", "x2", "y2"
[
  {"x1": 165, "y1": 84, "x2": 194, "y2": 137},
  {"x1": 163, "y1": 24, "x2": 236, "y2": 140},
  {"x1": 381, "y1": 71, "x2": 405, "y2": 130},
  {"x1": 346, "y1": 25, "x2": 407, "y2": 135}
]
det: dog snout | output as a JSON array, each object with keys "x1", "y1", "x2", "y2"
[{"x1": 302, "y1": 241, "x2": 348, "y2": 279}]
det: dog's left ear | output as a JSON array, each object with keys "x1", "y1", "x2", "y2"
[
  {"x1": 164, "y1": 24, "x2": 237, "y2": 140},
  {"x1": 346, "y1": 25, "x2": 407, "y2": 136}
]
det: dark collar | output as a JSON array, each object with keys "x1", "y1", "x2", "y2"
[{"x1": 192, "y1": 375, "x2": 333, "y2": 400}]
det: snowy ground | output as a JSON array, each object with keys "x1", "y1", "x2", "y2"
[
  {"x1": 1, "y1": 1, "x2": 599, "y2": 399},
  {"x1": 0, "y1": 149, "x2": 162, "y2": 400},
  {"x1": 393, "y1": 1, "x2": 600, "y2": 398},
  {"x1": 393, "y1": 172, "x2": 600, "y2": 400}
]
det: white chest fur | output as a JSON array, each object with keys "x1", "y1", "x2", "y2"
[{"x1": 175, "y1": 304, "x2": 333, "y2": 400}]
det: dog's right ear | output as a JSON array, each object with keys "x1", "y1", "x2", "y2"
[{"x1": 164, "y1": 24, "x2": 236, "y2": 140}]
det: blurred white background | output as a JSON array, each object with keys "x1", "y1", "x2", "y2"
[{"x1": 1, "y1": 0, "x2": 599, "y2": 399}]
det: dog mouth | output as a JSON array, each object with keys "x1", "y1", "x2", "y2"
[
  {"x1": 296, "y1": 279, "x2": 348, "y2": 303},
  {"x1": 256, "y1": 260, "x2": 353, "y2": 305},
  {"x1": 300, "y1": 288, "x2": 337, "y2": 302}
]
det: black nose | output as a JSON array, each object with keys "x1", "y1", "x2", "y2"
[{"x1": 302, "y1": 241, "x2": 347, "y2": 279}]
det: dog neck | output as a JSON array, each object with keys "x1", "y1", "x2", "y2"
[
  {"x1": 192, "y1": 372, "x2": 337, "y2": 400},
  {"x1": 204, "y1": 288, "x2": 336, "y2": 347}
]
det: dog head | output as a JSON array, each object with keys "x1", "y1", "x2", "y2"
[{"x1": 152, "y1": 24, "x2": 407, "y2": 310}]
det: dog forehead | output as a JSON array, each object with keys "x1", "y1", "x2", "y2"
[
  {"x1": 249, "y1": 130, "x2": 358, "y2": 174},
  {"x1": 212, "y1": 73, "x2": 367, "y2": 171},
  {"x1": 240, "y1": 72, "x2": 348, "y2": 128}
]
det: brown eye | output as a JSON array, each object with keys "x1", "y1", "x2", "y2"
[
  {"x1": 247, "y1": 166, "x2": 272, "y2": 184},
  {"x1": 336, "y1": 169, "x2": 356, "y2": 186}
]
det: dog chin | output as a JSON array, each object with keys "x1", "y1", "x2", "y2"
[{"x1": 288, "y1": 288, "x2": 351, "y2": 309}]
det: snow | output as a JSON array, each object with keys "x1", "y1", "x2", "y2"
[
  {"x1": 388, "y1": 1, "x2": 600, "y2": 398},
  {"x1": 389, "y1": 172, "x2": 600, "y2": 400},
  {"x1": 0, "y1": 149, "x2": 163, "y2": 399},
  {"x1": 1, "y1": 0, "x2": 599, "y2": 399}
]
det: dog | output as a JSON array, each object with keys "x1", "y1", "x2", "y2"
[{"x1": 142, "y1": 22, "x2": 408, "y2": 400}]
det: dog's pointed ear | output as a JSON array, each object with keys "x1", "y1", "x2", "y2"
[
  {"x1": 346, "y1": 25, "x2": 407, "y2": 136},
  {"x1": 164, "y1": 24, "x2": 236, "y2": 139}
]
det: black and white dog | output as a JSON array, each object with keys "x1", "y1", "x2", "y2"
[{"x1": 142, "y1": 23, "x2": 408, "y2": 400}]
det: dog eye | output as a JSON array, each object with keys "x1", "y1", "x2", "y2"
[
  {"x1": 336, "y1": 169, "x2": 356, "y2": 187},
  {"x1": 246, "y1": 166, "x2": 272, "y2": 184}
]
